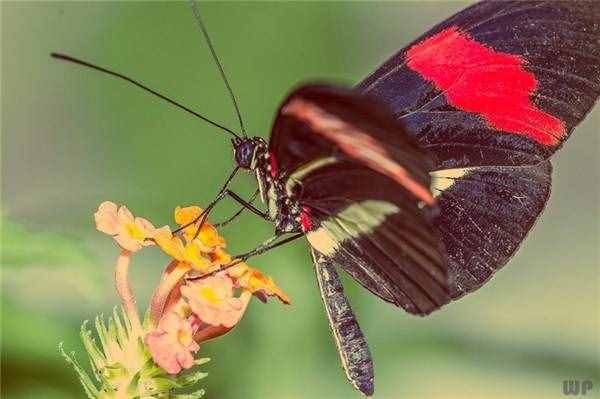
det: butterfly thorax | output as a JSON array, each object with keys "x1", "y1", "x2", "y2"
[
  {"x1": 256, "y1": 152, "x2": 303, "y2": 234},
  {"x1": 233, "y1": 136, "x2": 302, "y2": 234}
]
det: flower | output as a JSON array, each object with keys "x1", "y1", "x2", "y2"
[
  {"x1": 174, "y1": 206, "x2": 226, "y2": 250},
  {"x1": 181, "y1": 275, "x2": 251, "y2": 328},
  {"x1": 145, "y1": 311, "x2": 200, "y2": 375},
  {"x1": 67, "y1": 200, "x2": 292, "y2": 398},
  {"x1": 94, "y1": 201, "x2": 157, "y2": 252},
  {"x1": 174, "y1": 205, "x2": 204, "y2": 226},
  {"x1": 153, "y1": 226, "x2": 186, "y2": 260},
  {"x1": 62, "y1": 308, "x2": 209, "y2": 399},
  {"x1": 153, "y1": 206, "x2": 228, "y2": 272},
  {"x1": 228, "y1": 263, "x2": 290, "y2": 304},
  {"x1": 210, "y1": 248, "x2": 232, "y2": 266},
  {"x1": 154, "y1": 226, "x2": 213, "y2": 272}
]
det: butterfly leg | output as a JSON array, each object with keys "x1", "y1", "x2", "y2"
[
  {"x1": 187, "y1": 233, "x2": 304, "y2": 280},
  {"x1": 188, "y1": 188, "x2": 272, "y2": 240},
  {"x1": 175, "y1": 166, "x2": 242, "y2": 234},
  {"x1": 231, "y1": 232, "x2": 304, "y2": 261},
  {"x1": 178, "y1": 168, "x2": 269, "y2": 237},
  {"x1": 222, "y1": 189, "x2": 271, "y2": 220},
  {"x1": 213, "y1": 188, "x2": 260, "y2": 227}
]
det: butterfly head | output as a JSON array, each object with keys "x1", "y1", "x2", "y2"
[{"x1": 232, "y1": 136, "x2": 267, "y2": 170}]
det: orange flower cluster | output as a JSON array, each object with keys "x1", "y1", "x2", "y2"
[{"x1": 94, "y1": 202, "x2": 290, "y2": 375}]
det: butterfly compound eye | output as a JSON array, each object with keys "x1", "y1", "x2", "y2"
[{"x1": 234, "y1": 140, "x2": 256, "y2": 169}]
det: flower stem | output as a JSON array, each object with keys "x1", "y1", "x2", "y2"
[
  {"x1": 149, "y1": 261, "x2": 191, "y2": 327},
  {"x1": 114, "y1": 250, "x2": 143, "y2": 337}
]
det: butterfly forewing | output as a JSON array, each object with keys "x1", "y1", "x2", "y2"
[
  {"x1": 270, "y1": 84, "x2": 434, "y2": 205},
  {"x1": 358, "y1": 0, "x2": 600, "y2": 169}
]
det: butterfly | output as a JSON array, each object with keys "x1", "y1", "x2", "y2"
[{"x1": 52, "y1": 1, "x2": 600, "y2": 396}]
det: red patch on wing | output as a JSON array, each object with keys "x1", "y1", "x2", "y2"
[
  {"x1": 406, "y1": 26, "x2": 566, "y2": 146},
  {"x1": 300, "y1": 206, "x2": 313, "y2": 231},
  {"x1": 268, "y1": 152, "x2": 278, "y2": 177}
]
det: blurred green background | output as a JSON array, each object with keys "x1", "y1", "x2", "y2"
[{"x1": 2, "y1": 2, "x2": 598, "y2": 398}]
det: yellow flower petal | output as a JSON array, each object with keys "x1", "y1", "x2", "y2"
[
  {"x1": 154, "y1": 227, "x2": 185, "y2": 261},
  {"x1": 182, "y1": 241, "x2": 212, "y2": 271},
  {"x1": 200, "y1": 287, "x2": 221, "y2": 305},
  {"x1": 231, "y1": 263, "x2": 291, "y2": 304},
  {"x1": 174, "y1": 206, "x2": 204, "y2": 226},
  {"x1": 248, "y1": 272, "x2": 291, "y2": 304},
  {"x1": 197, "y1": 224, "x2": 225, "y2": 249},
  {"x1": 211, "y1": 248, "x2": 232, "y2": 266},
  {"x1": 124, "y1": 222, "x2": 146, "y2": 241},
  {"x1": 226, "y1": 262, "x2": 249, "y2": 280}
]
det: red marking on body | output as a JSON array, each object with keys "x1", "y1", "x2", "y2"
[
  {"x1": 406, "y1": 26, "x2": 566, "y2": 146},
  {"x1": 300, "y1": 206, "x2": 313, "y2": 231},
  {"x1": 282, "y1": 99, "x2": 435, "y2": 205},
  {"x1": 269, "y1": 152, "x2": 278, "y2": 177}
]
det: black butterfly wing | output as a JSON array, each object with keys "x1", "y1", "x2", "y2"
[
  {"x1": 354, "y1": 1, "x2": 599, "y2": 298},
  {"x1": 270, "y1": 84, "x2": 435, "y2": 206},
  {"x1": 311, "y1": 248, "x2": 374, "y2": 396},
  {"x1": 269, "y1": 2, "x2": 599, "y2": 309},
  {"x1": 269, "y1": 85, "x2": 449, "y2": 315},
  {"x1": 357, "y1": 0, "x2": 600, "y2": 168},
  {"x1": 300, "y1": 162, "x2": 449, "y2": 315},
  {"x1": 431, "y1": 161, "x2": 552, "y2": 298}
]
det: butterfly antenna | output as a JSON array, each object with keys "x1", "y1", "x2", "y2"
[
  {"x1": 50, "y1": 52, "x2": 240, "y2": 139},
  {"x1": 189, "y1": 0, "x2": 247, "y2": 137}
]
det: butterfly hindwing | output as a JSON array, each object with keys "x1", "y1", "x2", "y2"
[
  {"x1": 299, "y1": 161, "x2": 449, "y2": 315},
  {"x1": 431, "y1": 161, "x2": 552, "y2": 298}
]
